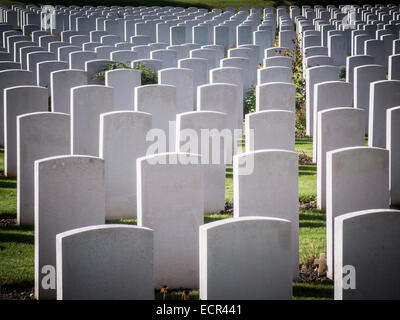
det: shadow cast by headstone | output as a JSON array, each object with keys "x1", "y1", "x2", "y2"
[
  {"x1": 292, "y1": 282, "x2": 333, "y2": 300},
  {"x1": 0, "y1": 176, "x2": 17, "y2": 189},
  {"x1": 0, "y1": 231, "x2": 34, "y2": 245}
]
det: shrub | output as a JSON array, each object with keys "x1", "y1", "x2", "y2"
[
  {"x1": 339, "y1": 67, "x2": 346, "y2": 81},
  {"x1": 134, "y1": 62, "x2": 158, "y2": 84},
  {"x1": 92, "y1": 61, "x2": 158, "y2": 85},
  {"x1": 244, "y1": 85, "x2": 256, "y2": 114}
]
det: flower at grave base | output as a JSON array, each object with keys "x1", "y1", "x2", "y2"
[
  {"x1": 182, "y1": 290, "x2": 190, "y2": 300},
  {"x1": 160, "y1": 285, "x2": 169, "y2": 300},
  {"x1": 29, "y1": 33, "x2": 32, "y2": 38},
  {"x1": 258, "y1": 63, "x2": 262, "y2": 68},
  {"x1": 274, "y1": 43, "x2": 278, "y2": 47}
]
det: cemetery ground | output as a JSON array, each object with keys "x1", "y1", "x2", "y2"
[{"x1": 0, "y1": 138, "x2": 334, "y2": 300}]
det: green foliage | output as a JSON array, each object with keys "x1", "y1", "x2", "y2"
[
  {"x1": 134, "y1": 62, "x2": 158, "y2": 85},
  {"x1": 244, "y1": 85, "x2": 256, "y2": 114},
  {"x1": 339, "y1": 67, "x2": 346, "y2": 81},
  {"x1": 91, "y1": 62, "x2": 130, "y2": 80},
  {"x1": 91, "y1": 62, "x2": 158, "y2": 85}
]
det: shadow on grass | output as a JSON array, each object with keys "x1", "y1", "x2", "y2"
[
  {"x1": 225, "y1": 166, "x2": 232, "y2": 179},
  {"x1": 299, "y1": 165, "x2": 316, "y2": 172},
  {"x1": 299, "y1": 211, "x2": 325, "y2": 221},
  {"x1": 293, "y1": 282, "x2": 333, "y2": 300},
  {"x1": 299, "y1": 221, "x2": 325, "y2": 228},
  {"x1": 0, "y1": 177, "x2": 17, "y2": 189},
  {"x1": 0, "y1": 232, "x2": 34, "y2": 244}
]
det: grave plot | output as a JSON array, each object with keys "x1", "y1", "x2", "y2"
[{"x1": 0, "y1": 3, "x2": 399, "y2": 302}]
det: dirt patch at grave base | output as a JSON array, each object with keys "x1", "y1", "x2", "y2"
[
  {"x1": 298, "y1": 264, "x2": 331, "y2": 284},
  {"x1": 299, "y1": 196, "x2": 317, "y2": 211},
  {"x1": 298, "y1": 151, "x2": 313, "y2": 164},
  {"x1": 0, "y1": 218, "x2": 17, "y2": 228},
  {"x1": 219, "y1": 201, "x2": 233, "y2": 215},
  {"x1": 1, "y1": 287, "x2": 35, "y2": 300}
]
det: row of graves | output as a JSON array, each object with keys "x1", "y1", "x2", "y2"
[{"x1": 0, "y1": 3, "x2": 399, "y2": 300}]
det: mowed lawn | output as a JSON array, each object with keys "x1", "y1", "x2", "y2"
[{"x1": 0, "y1": 138, "x2": 332, "y2": 299}]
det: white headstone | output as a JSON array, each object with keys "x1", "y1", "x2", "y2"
[
  {"x1": 233, "y1": 150, "x2": 299, "y2": 279},
  {"x1": 105, "y1": 68, "x2": 141, "y2": 111},
  {"x1": 335, "y1": 209, "x2": 400, "y2": 300},
  {"x1": 387, "y1": 107, "x2": 400, "y2": 206},
  {"x1": 200, "y1": 217, "x2": 292, "y2": 300},
  {"x1": 99, "y1": 111, "x2": 151, "y2": 220},
  {"x1": 35, "y1": 155, "x2": 105, "y2": 300},
  {"x1": 369, "y1": 80, "x2": 400, "y2": 148},
  {"x1": 71, "y1": 85, "x2": 114, "y2": 156},
  {"x1": 313, "y1": 81, "x2": 353, "y2": 162},
  {"x1": 176, "y1": 111, "x2": 227, "y2": 214},
  {"x1": 256, "y1": 82, "x2": 296, "y2": 112},
  {"x1": 0, "y1": 69, "x2": 34, "y2": 145},
  {"x1": 56, "y1": 225, "x2": 154, "y2": 300},
  {"x1": 17, "y1": 112, "x2": 70, "y2": 225},
  {"x1": 51, "y1": 69, "x2": 88, "y2": 114},
  {"x1": 245, "y1": 110, "x2": 295, "y2": 152},
  {"x1": 134, "y1": 84, "x2": 177, "y2": 152},
  {"x1": 4, "y1": 85, "x2": 48, "y2": 177},
  {"x1": 158, "y1": 68, "x2": 194, "y2": 112},
  {"x1": 317, "y1": 108, "x2": 365, "y2": 210},
  {"x1": 326, "y1": 146, "x2": 390, "y2": 279},
  {"x1": 137, "y1": 152, "x2": 203, "y2": 288}
]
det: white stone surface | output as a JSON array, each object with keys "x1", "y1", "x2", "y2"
[
  {"x1": 256, "y1": 82, "x2": 296, "y2": 112},
  {"x1": 305, "y1": 66, "x2": 339, "y2": 136},
  {"x1": 257, "y1": 66, "x2": 292, "y2": 84},
  {"x1": 313, "y1": 81, "x2": 353, "y2": 162},
  {"x1": 389, "y1": 54, "x2": 400, "y2": 80},
  {"x1": 334, "y1": 209, "x2": 400, "y2": 300},
  {"x1": 387, "y1": 107, "x2": 400, "y2": 206},
  {"x1": 220, "y1": 57, "x2": 251, "y2": 91},
  {"x1": 158, "y1": 68, "x2": 194, "y2": 112},
  {"x1": 197, "y1": 83, "x2": 242, "y2": 134},
  {"x1": 37, "y1": 61, "x2": 68, "y2": 96},
  {"x1": 200, "y1": 217, "x2": 292, "y2": 300},
  {"x1": 326, "y1": 146, "x2": 390, "y2": 279},
  {"x1": 69, "y1": 51, "x2": 97, "y2": 70},
  {"x1": 17, "y1": 112, "x2": 70, "y2": 225},
  {"x1": 4, "y1": 86, "x2": 48, "y2": 177},
  {"x1": 0, "y1": 69, "x2": 34, "y2": 145},
  {"x1": 369, "y1": 80, "x2": 400, "y2": 148},
  {"x1": 99, "y1": 111, "x2": 151, "y2": 220},
  {"x1": 137, "y1": 152, "x2": 203, "y2": 289},
  {"x1": 233, "y1": 150, "x2": 299, "y2": 279},
  {"x1": 56, "y1": 225, "x2": 154, "y2": 300},
  {"x1": 35, "y1": 155, "x2": 105, "y2": 300},
  {"x1": 245, "y1": 110, "x2": 295, "y2": 152},
  {"x1": 178, "y1": 57, "x2": 208, "y2": 104},
  {"x1": 51, "y1": 69, "x2": 88, "y2": 114},
  {"x1": 105, "y1": 68, "x2": 141, "y2": 111},
  {"x1": 176, "y1": 111, "x2": 227, "y2": 214},
  {"x1": 317, "y1": 108, "x2": 365, "y2": 210},
  {"x1": 71, "y1": 85, "x2": 114, "y2": 156},
  {"x1": 134, "y1": 84, "x2": 177, "y2": 152}
]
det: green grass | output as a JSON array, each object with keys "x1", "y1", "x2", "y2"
[
  {"x1": 0, "y1": 148, "x2": 17, "y2": 218},
  {"x1": 295, "y1": 137, "x2": 313, "y2": 158},
  {"x1": 0, "y1": 225, "x2": 34, "y2": 289},
  {"x1": 299, "y1": 210, "x2": 325, "y2": 266}
]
